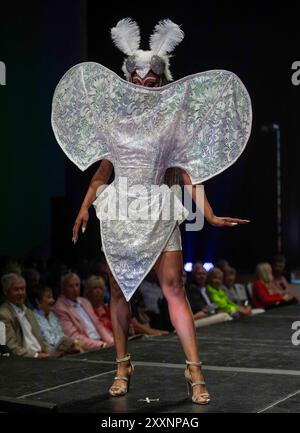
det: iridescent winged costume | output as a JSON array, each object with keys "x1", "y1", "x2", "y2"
[{"x1": 51, "y1": 21, "x2": 252, "y2": 301}]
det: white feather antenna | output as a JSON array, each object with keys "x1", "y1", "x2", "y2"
[
  {"x1": 111, "y1": 18, "x2": 141, "y2": 55},
  {"x1": 149, "y1": 19, "x2": 184, "y2": 56}
]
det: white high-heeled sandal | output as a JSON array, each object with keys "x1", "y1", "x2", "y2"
[
  {"x1": 184, "y1": 360, "x2": 210, "y2": 405},
  {"x1": 108, "y1": 353, "x2": 134, "y2": 397}
]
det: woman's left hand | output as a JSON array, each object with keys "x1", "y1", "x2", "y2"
[{"x1": 208, "y1": 215, "x2": 250, "y2": 227}]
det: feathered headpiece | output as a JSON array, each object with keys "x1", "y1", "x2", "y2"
[{"x1": 111, "y1": 18, "x2": 184, "y2": 81}]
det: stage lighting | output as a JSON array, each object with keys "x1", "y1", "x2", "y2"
[
  {"x1": 203, "y1": 262, "x2": 214, "y2": 272},
  {"x1": 184, "y1": 262, "x2": 193, "y2": 272}
]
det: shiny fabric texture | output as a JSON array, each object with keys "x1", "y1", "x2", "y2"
[
  {"x1": 162, "y1": 223, "x2": 182, "y2": 252},
  {"x1": 51, "y1": 62, "x2": 252, "y2": 301},
  {"x1": 100, "y1": 222, "x2": 182, "y2": 253}
]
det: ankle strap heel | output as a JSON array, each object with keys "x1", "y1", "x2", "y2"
[
  {"x1": 184, "y1": 359, "x2": 210, "y2": 405},
  {"x1": 186, "y1": 360, "x2": 202, "y2": 367},
  {"x1": 108, "y1": 353, "x2": 134, "y2": 397},
  {"x1": 116, "y1": 353, "x2": 132, "y2": 363}
]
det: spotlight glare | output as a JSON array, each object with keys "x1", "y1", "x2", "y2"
[
  {"x1": 184, "y1": 262, "x2": 193, "y2": 272},
  {"x1": 203, "y1": 262, "x2": 214, "y2": 272}
]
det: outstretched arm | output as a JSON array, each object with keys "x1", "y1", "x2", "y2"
[{"x1": 180, "y1": 169, "x2": 250, "y2": 227}]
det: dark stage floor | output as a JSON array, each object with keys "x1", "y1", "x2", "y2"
[{"x1": 1, "y1": 305, "x2": 300, "y2": 413}]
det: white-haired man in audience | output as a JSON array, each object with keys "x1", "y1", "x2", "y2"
[{"x1": 0, "y1": 273, "x2": 50, "y2": 358}]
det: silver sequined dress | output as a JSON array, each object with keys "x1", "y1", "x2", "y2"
[{"x1": 51, "y1": 62, "x2": 252, "y2": 301}]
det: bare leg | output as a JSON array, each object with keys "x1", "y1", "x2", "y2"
[
  {"x1": 153, "y1": 250, "x2": 210, "y2": 403},
  {"x1": 108, "y1": 268, "x2": 133, "y2": 395}
]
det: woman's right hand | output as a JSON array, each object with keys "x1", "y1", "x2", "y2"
[{"x1": 72, "y1": 208, "x2": 89, "y2": 244}]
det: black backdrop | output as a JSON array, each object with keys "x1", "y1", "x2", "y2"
[
  {"x1": 79, "y1": 2, "x2": 300, "y2": 270},
  {"x1": 1, "y1": 1, "x2": 299, "y2": 272}
]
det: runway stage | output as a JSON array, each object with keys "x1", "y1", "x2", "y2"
[{"x1": 0, "y1": 305, "x2": 299, "y2": 413}]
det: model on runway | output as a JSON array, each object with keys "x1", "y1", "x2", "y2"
[{"x1": 51, "y1": 18, "x2": 252, "y2": 405}]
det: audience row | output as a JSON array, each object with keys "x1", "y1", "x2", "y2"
[{"x1": 0, "y1": 254, "x2": 298, "y2": 358}]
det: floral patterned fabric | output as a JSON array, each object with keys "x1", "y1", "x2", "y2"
[
  {"x1": 33, "y1": 309, "x2": 65, "y2": 347},
  {"x1": 51, "y1": 62, "x2": 252, "y2": 301}
]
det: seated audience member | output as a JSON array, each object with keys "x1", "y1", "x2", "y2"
[
  {"x1": 53, "y1": 272, "x2": 114, "y2": 351},
  {"x1": 0, "y1": 260, "x2": 22, "y2": 306},
  {"x1": 206, "y1": 268, "x2": 252, "y2": 317},
  {"x1": 130, "y1": 289, "x2": 169, "y2": 336},
  {"x1": 222, "y1": 266, "x2": 248, "y2": 305},
  {"x1": 222, "y1": 266, "x2": 265, "y2": 315},
  {"x1": 252, "y1": 263, "x2": 297, "y2": 310},
  {"x1": 187, "y1": 263, "x2": 232, "y2": 326},
  {"x1": 0, "y1": 321, "x2": 10, "y2": 356},
  {"x1": 222, "y1": 267, "x2": 254, "y2": 311},
  {"x1": 84, "y1": 275, "x2": 113, "y2": 333},
  {"x1": 216, "y1": 258, "x2": 230, "y2": 272},
  {"x1": 0, "y1": 273, "x2": 50, "y2": 358},
  {"x1": 138, "y1": 269, "x2": 164, "y2": 329},
  {"x1": 187, "y1": 263, "x2": 215, "y2": 318},
  {"x1": 29, "y1": 284, "x2": 83, "y2": 356},
  {"x1": 272, "y1": 255, "x2": 300, "y2": 301}
]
